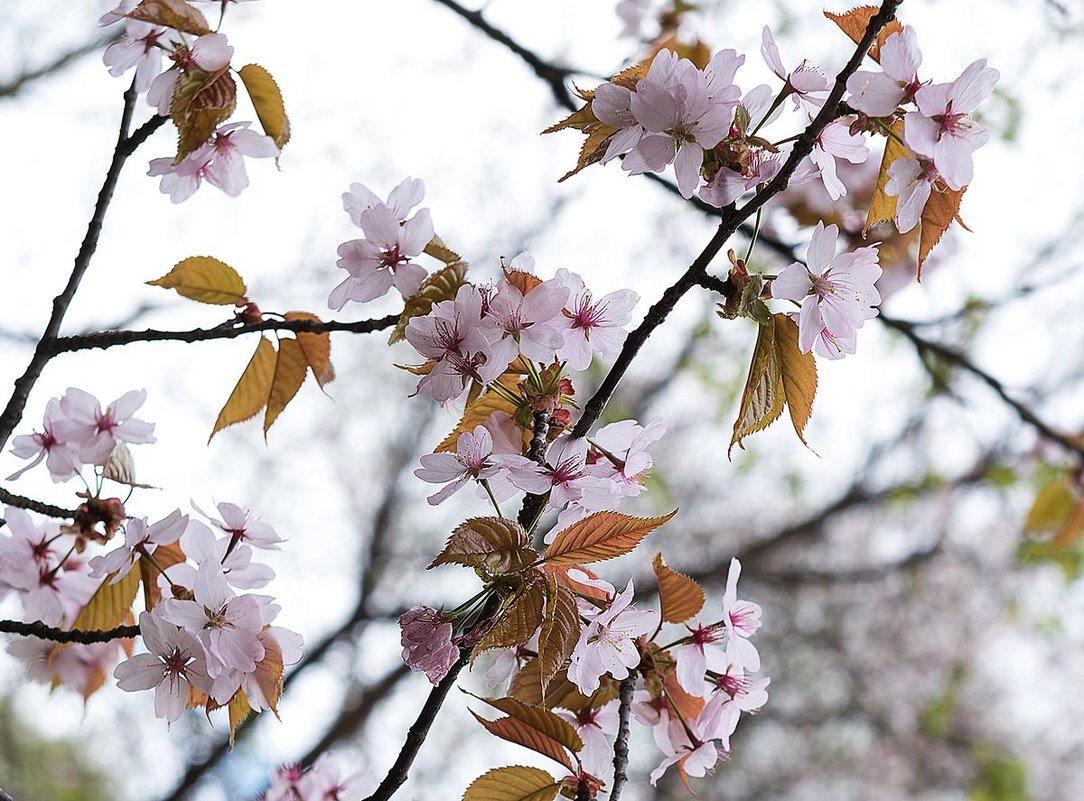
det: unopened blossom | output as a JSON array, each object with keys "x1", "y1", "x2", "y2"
[
  {"x1": 114, "y1": 611, "x2": 212, "y2": 723},
  {"x1": 885, "y1": 155, "x2": 942, "y2": 233},
  {"x1": 557, "y1": 700, "x2": 620, "y2": 777},
  {"x1": 7, "y1": 398, "x2": 81, "y2": 482},
  {"x1": 149, "y1": 122, "x2": 278, "y2": 203},
  {"x1": 414, "y1": 426, "x2": 547, "y2": 505},
  {"x1": 147, "y1": 33, "x2": 234, "y2": 115},
  {"x1": 809, "y1": 118, "x2": 869, "y2": 200},
  {"x1": 567, "y1": 580, "x2": 658, "y2": 694},
  {"x1": 761, "y1": 26, "x2": 829, "y2": 108},
  {"x1": 58, "y1": 388, "x2": 155, "y2": 465},
  {"x1": 846, "y1": 26, "x2": 924, "y2": 117},
  {"x1": 553, "y1": 269, "x2": 638, "y2": 370},
  {"x1": 770, "y1": 222, "x2": 881, "y2": 358},
  {"x1": 330, "y1": 180, "x2": 434, "y2": 309},
  {"x1": 195, "y1": 500, "x2": 282, "y2": 550},
  {"x1": 904, "y1": 59, "x2": 999, "y2": 190},
  {"x1": 720, "y1": 558, "x2": 762, "y2": 671},
  {"x1": 399, "y1": 605, "x2": 459, "y2": 685},
  {"x1": 89, "y1": 509, "x2": 187, "y2": 583},
  {"x1": 481, "y1": 277, "x2": 569, "y2": 363}
]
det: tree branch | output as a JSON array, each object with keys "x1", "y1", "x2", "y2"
[
  {"x1": 0, "y1": 34, "x2": 115, "y2": 99},
  {"x1": 0, "y1": 619, "x2": 138, "y2": 643},
  {"x1": 608, "y1": 676, "x2": 636, "y2": 801},
  {"x1": 0, "y1": 487, "x2": 75, "y2": 519}
]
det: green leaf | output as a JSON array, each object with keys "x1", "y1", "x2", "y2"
[
  {"x1": 543, "y1": 509, "x2": 677, "y2": 566},
  {"x1": 1024, "y1": 480, "x2": 1077, "y2": 534},
  {"x1": 239, "y1": 64, "x2": 290, "y2": 149},
  {"x1": 462, "y1": 766, "x2": 559, "y2": 801},
  {"x1": 147, "y1": 256, "x2": 247, "y2": 305}
]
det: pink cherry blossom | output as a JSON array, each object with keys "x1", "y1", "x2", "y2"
[
  {"x1": 9, "y1": 637, "x2": 122, "y2": 697},
  {"x1": 557, "y1": 700, "x2": 619, "y2": 777},
  {"x1": 147, "y1": 33, "x2": 234, "y2": 116},
  {"x1": 846, "y1": 26, "x2": 924, "y2": 117},
  {"x1": 673, "y1": 619, "x2": 729, "y2": 697},
  {"x1": 7, "y1": 398, "x2": 82, "y2": 482},
  {"x1": 103, "y1": 21, "x2": 176, "y2": 93},
  {"x1": 699, "y1": 149, "x2": 782, "y2": 208},
  {"x1": 586, "y1": 415, "x2": 666, "y2": 498},
  {"x1": 592, "y1": 83, "x2": 643, "y2": 162},
  {"x1": 721, "y1": 558, "x2": 762, "y2": 671},
  {"x1": 399, "y1": 605, "x2": 459, "y2": 685},
  {"x1": 242, "y1": 626, "x2": 304, "y2": 712},
  {"x1": 160, "y1": 519, "x2": 274, "y2": 592},
  {"x1": 885, "y1": 155, "x2": 942, "y2": 233},
  {"x1": 482, "y1": 277, "x2": 570, "y2": 363},
  {"x1": 58, "y1": 388, "x2": 156, "y2": 465},
  {"x1": 297, "y1": 754, "x2": 372, "y2": 801},
  {"x1": 553, "y1": 269, "x2": 638, "y2": 370},
  {"x1": 761, "y1": 26, "x2": 828, "y2": 109},
  {"x1": 89, "y1": 509, "x2": 187, "y2": 584},
  {"x1": 195, "y1": 500, "x2": 282, "y2": 550},
  {"x1": 149, "y1": 122, "x2": 278, "y2": 203},
  {"x1": 414, "y1": 425, "x2": 547, "y2": 505},
  {"x1": 808, "y1": 118, "x2": 869, "y2": 201},
  {"x1": 770, "y1": 222, "x2": 881, "y2": 358},
  {"x1": 567, "y1": 580, "x2": 658, "y2": 694},
  {"x1": 114, "y1": 610, "x2": 213, "y2": 723}
]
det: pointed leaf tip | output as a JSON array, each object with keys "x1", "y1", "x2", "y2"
[{"x1": 148, "y1": 256, "x2": 247, "y2": 305}]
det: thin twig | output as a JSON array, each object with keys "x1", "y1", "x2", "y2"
[
  {"x1": 0, "y1": 619, "x2": 138, "y2": 643},
  {"x1": 609, "y1": 676, "x2": 636, "y2": 801}
]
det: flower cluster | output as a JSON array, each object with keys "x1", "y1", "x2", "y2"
[
  {"x1": 262, "y1": 755, "x2": 370, "y2": 801},
  {"x1": 99, "y1": 0, "x2": 281, "y2": 202}
]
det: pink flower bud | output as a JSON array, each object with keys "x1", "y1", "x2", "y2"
[{"x1": 399, "y1": 606, "x2": 459, "y2": 685}]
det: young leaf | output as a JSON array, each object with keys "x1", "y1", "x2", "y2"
[
  {"x1": 139, "y1": 540, "x2": 186, "y2": 611},
  {"x1": 729, "y1": 318, "x2": 785, "y2": 456},
  {"x1": 470, "y1": 712, "x2": 575, "y2": 771},
  {"x1": 774, "y1": 313, "x2": 818, "y2": 450},
  {"x1": 263, "y1": 337, "x2": 309, "y2": 435},
  {"x1": 428, "y1": 517, "x2": 535, "y2": 575},
  {"x1": 238, "y1": 64, "x2": 290, "y2": 149},
  {"x1": 171, "y1": 67, "x2": 237, "y2": 164},
  {"x1": 250, "y1": 636, "x2": 286, "y2": 717},
  {"x1": 424, "y1": 235, "x2": 465, "y2": 266},
  {"x1": 542, "y1": 103, "x2": 598, "y2": 135},
  {"x1": 283, "y1": 311, "x2": 335, "y2": 388},
  {"x1": 538, "y1": 577, "x2": 580, "y2": 690},
  {"x1": 503, "y1": 269, "x2": 542, "y2": 296},
  {"x1": 435, "y1": 387, "x2": 520, "y2": 454},
  {"x1": 69, "y1": 567, "x2": 141, "y2": 634},
  {"x1": 652, "y1": 553, "x2": 705, "y2": 624},
  {"x1": 543, "y1": 509, "x2": 677, "y2": 567},
  {"x1": 472, "y1": 694, "x2": 584, "y2": 756},
  {"x1": 210, "y1": 336, "x2": 277, "y2": 442},
  {"x1": 918, "y1": 185, "x2": 967, "y2": 275},
  {"x1": 864, "y1": 121, "x2": 909, "y2": 236},
  {"x1": 462, "y1": 766, "x2": 559, "y2": 801},
  {"x1": 390, "y1": 261, "x2": 468, "y2": 344},
  {"x1": 823, "y1": 6, "x2": 903, "y2": 62},
  {"x1": 559, "y1": 123, "x2": 618, "y2": 182},
  {"x1": 475, "y1": 580, "x2": 546, "y2": 655},
  {"x1": 227, "y1": 690, "x2": 251, "y2": 747},
  {"x1": 125, "y1": 0, "x2": 212, "y2": 35},
  {"x1": 147, "y1": 256, "x2": 247, "y2": 305}
]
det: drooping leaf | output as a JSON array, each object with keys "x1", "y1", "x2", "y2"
[
  {"x1": 429, "y1": 517, "x2": 536, "y2": 575},
  {"x1": 774, "y1": 313, "x2": 818, "y2": 450},
  {"x1": 171, "y1": 66, "x2": 237, "y2": 164},
  {"x1": 559, "y1": 122, "x2": 618, "y2": 182},
  {"x1": 140, "y1": 540, "x2": 186, "y2": 611},
  {"x1": 729, "y1": 318, "x2": 785, "y2": 456},
  {"x1": 227, "y1": 690, "x2": 251, "y2": 747},
  {"x1": 470, "y1": 712, "x2": 575, "y2": 771},
  {"x1": 462, "y1": 766, "x2": 559, "y2": 801},
  {"x1": 424, "y1": 235, "x2": 464, "y2": 266},
  {"x1": 210, "y1": 336, "x2": 277, "y2": 442},
  {"x1": 238, "y1": 64, "x2": 290, "y2": 149},
  {"x1": 652, "y1": 553, "x2": 705, "y2": 624},
  {"x1": 125, "y1": 0, "x2": 211, "y2": 35},
  {"x1": 538, "y1": 577, "x2": 580, "y2": 690},
  {"x1": 283, "y1": 311, "x2": 335, "y2": 388},
  {"x1": 390, "y1": 260, "x2": 468, "y2": 344},
  {"x1": 69, "y1": 567, "x2": 141, "y2": 634},
  {"x1": 263, "y1": 337, "x2": 309, "y2": 435},
  {"x1": 864, "y1": 120, "x2": 909, "y2": 236},
  {"x1": 472, "y1": 694, "x2": 583, "y2": 757},
  {"x1": 436, "y1": 385, "x2": 520, "y2": 454},
  {"x1": 918, "y1": 185, "x2": 967, "y2": 275},
  {"x1": 543, "y1": 510, "x2": 677, "y2": 567},
  {"x1": 475, "y1": 580, "x2": 546, "y2": 655},
  {"x1": 250, "y1": 635, "x2": 286, "y2": 717},
  {"x1": 823, "y1": 6, "x2": 904, "y2": 62},
  {"x1": 147, "y1": 256, "x2": 247, "y2": 305}
]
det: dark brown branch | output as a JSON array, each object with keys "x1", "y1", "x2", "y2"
[
  {"x1": 518, "y1": 411, "x2": 551, "y2": 529},
  {"x1": 608, "y1": 676, "x2": 636, "y2": 801},
  {"x1": 50, "y1": 314, "x2": 400, "y2": 354},
  {"x1": 0, "y1": 487, "x2": 75, "y2": 519},
  {"x1": 0, "y1": 619, "x2": 138, "y2": 643},
  {"x1": 0, "y1": 86, "x2": 167, "y2": 453}
]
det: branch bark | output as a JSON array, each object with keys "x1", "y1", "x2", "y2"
[
  {"x1": 608, "y1": 676, "x2": 636, "y2": 801},
  {"x1": 0, "y1": 619, "x2": 138, "y2": 643}
]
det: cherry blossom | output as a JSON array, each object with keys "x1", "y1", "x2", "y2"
[
  {"x1": 195, "y1": 500, "x2": 283, "y2": 550},
  {"x1": 808, "y1": 118, "x2": 869, "y2": 201},
  {"x1": 160, "y1": 519, "x2": 274, "y2": 591},
  {"x1": 148, "y1": 122, "x2": 278, "y2": 203},
  {"x1": 481, "y1": 277, "x2": 569, "y2": 363},
  {"x1": 102, "y1": 21, "x2": 175, "y2": 93},
  {"x1": 147, "y1": 33, "x2": 234, "y2": 116},
  {"x1": 88, "y1": 509, "x2": 187, "y2": 584},
  {"x1": 114, "y1": 611, "x2": 212, "y2": 723},
  {"x1": 58, "y1": 388, "x2": 156, "y2": 465},
  {"x1": 591, "y1": 83, "x2": 643, "y2": 163},
  {"x1": 7, "y1": 398, "x2": 81, "y2": 482},
  {"x1": 414, "y1": 426, "x2": 547, "y2": 506},
  {"x1": 846, "y1": 26, "x2": 924, "y2": 117},
  {"x1": 553, "y1": 269, "x2": 638, "y2": 370},
  {"x1": 761, "y1": 26, "x2": 828, "y2": 109},
  {"x1": 567, "y1": 580, "x2": 658, "y2": 694},
  {"x1": 557, "y1": 700, "x2": 620, "y2": 777},
  {"x1": 343, "y1": 177, "x2": 425, "y2": 227},
  {"x1": 399, "y1": 605, "x2": 459, "y2": 685},
  {"x1": 9, "y1": 637, "x2": 122, "y2": 698},
  {"x1": 885, "y1": 155, "x2": 942, "y2": 233},
  {"x1": 721, "y1": 558, "x2": 762, "y2": 671},
  {"x1": 673, "y1": 620, "x2": 729, "y2": 697}
]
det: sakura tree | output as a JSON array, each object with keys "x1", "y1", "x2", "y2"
[{"x1": 2, "y1": 1, "x2": 1078, "y2": 800}]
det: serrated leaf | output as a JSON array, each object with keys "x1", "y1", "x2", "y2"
[
  {"x1": 210, "y1": 336, "x2": 276, "y2": 442},
  {"x1": 390, "y1": 261, "x2": 468, "y2": 344},
  {"x1": 864, "y1": 121, "x2": 909, "y2": 235},
  {"x1": 238, "y1": 64, "x2": 290, "y2": 149},
  {"x1": 125, "y1": 0, "x2": 211, "y2": 35},
  {"x1": 470, "y1": 712, "x2": 575, "y2": 771},
  {"x1": 558, "y1": 122, "x2": 618, "y2": 182},
  {"x1": 503, "y1": 269, "x2": 542, "y2": 296},
  {"x1": 538, "y1": 577, "x2": 579, "y2": 690},
  {"x1": 424, "y1": 235, "x2": 464, "y2": 266},
  {"x1": 544, "y1": 564, "x2": 612, "y2": 603},
  {"x1": 475, "y1": 581, "x2": 546, "y2": 655},
  {"x1": 543, "y1": 509, "x2": 677, "y2": 567},
  {"x1": 283, "y1": 311, "x2": 335, "y2": 388},
  {"x1": 429, "y1": 517, "x2": 535, "y2": 575},
  {"x1": 652, "y1": 553, "x2": 705, "y2": 624},
  {"x1": 69, "y1": 567, "x2": 141, "y2": 633},
  {"x1": 227, "y1": 690, "x2": 251, "y2": 747},
  {"x1": 263, "y1": 338, "x2": 308, "y2": 435},
  {"x1": 462, "y1": 766, "x2": 559, "y2": 801},
  {"x1": 140, "y1": 540, "x2": 186, "y2": 611},
  {"x1": 472, "y1": 694, "x2": 583, "y2": 759},
  {"x1": 171, "y1": 67, "x2": 237, "y2": 164},
  {"x1": 774, "y1": 313, "x2": 817, "y2": 449},
  {"x1": 147, "y1": 256, "x2": 247, "y2": 305},
  {"x1": 729, "y1": 318, "x2": 785, "y2": 456},
  {"x1": 823, "y1": 6, "x2": 903, "y2": 62},
  {"x1": 542, "y1": 103, "x2": 598, "y2": 135},
  {"x1": 250, "y1": 634, "x2": 286, "y2": 717},
  {"x1": 436, "y1": 385, "x2": 520, "y2": 454},
  {"x1": 918, "y1": 185, "x2": 967, "y2": 276}
]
